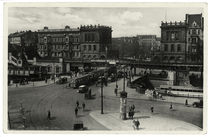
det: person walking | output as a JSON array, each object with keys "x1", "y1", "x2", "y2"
[
  {"x1": 151, "y1": 106, "x2": 154, "y2": 113},
  {"x1": 136, "y1": 119, "x2": 140, "y2": 130},
  {"x1": 76, "y1": 101, "x2": 79, "y2": 108},
  {"x1": 170, "y1": 103, "x2": 173, "y2": 110},
  {"x1": 114, "y1": 88, "x2": 118, "y2": 96},
  {"x1": 47, "y1": 110, "x2": 51, "y2": 120},
  {"x1": 185, "y1": 99, "x2": 188, "y2": 106},
  {"x1": 82, "y1": 102, "x2": 86, "y2": 110},
  {"x1": 75, "y1": 107, "x2": 78, "y2": 117},
  {"x1": 132, "y1": 104, "x2": 135, "y2": 111}
]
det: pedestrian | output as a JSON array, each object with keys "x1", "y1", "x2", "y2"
[
  {"x1": 45, "y1": 77, "x2": 47, "y2": 83},
  {"x1": 185, "y1": 99, "x2": 188, "y2": 106},
  {"x1": 131, "y1": 110, "x2": 135, "y2": 119},
  {"x1": 82, "y1": 102, "x2": 85, "y2": 110},
  {"x1": 170, "y1": 103, "x2": 173, "y2": 110},
  {"x1": 151, "y1": 106, "x2": 154, "y2": 113},
  {"x1": 136, "y1": 119, "x2": 140, "y2": 130},
  {"x1": 76, "y1": 101, "x2": 79, "y2": 107},
  {"x1": 132, "y1": 104, "x2": 135, "y2": 111},
  {"x1": 47, "y1": 110, "x2": 51, "y2": 120},
  {"x1": 75, "y1": 107, "x2": 78, "y2": 117},
  {"x1": 114, "y1": 88, "x2": 118, "y2": 96}
]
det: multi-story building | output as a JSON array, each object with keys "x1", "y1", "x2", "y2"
[
  {"x1": 37, "y1": 26, "x2": 80, "y2": 59},
  {"x1": 154, "y1": 13, "x2": 203, "y2": 64},
  {"x1": 186, "y1": 14, "x2": 204, "y2": 63},
  {"x1": 37, "y1": 25, "x2": 112, "y2": 60},
  {"x1": 136, "y1": 35, "x2": 158, "y2": 59},
  {"x1": 80, "y1": 25, "x2": 112, "y2": 60},
  {"x1": 159, "y1": 21, "x2": 187, "y2": 63},
  {"x1": 8, "y1": 30, "x2": 37, "y2": 47}
]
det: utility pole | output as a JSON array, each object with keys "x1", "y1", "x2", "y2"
[
  {"x1": 120, "y1": 67, "x2": 127, "y2": 120},
  {"x1": 101, "y1": 77, "x2": 104, "y2": 114}
]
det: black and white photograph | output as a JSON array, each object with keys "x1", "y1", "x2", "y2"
[{"x1": 3, "y1": 2, "x2": 207, "y2": 133}]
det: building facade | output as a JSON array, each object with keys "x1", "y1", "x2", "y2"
[
  {"x1": 137, "y1": 35, "x2": 159, "y2": 60},
  {"x1": 186, "y1": 14, "x2": 204, "y2": 63},
  {"x1": 37, "y1": 26, "x2": 80, "y2": 59},
  {"x1": 37, "y1": 25, "x2": 112, "y2": 60},
  {"x1": 8, "y1": 30, "x2": 37, "y2": 47},
  {"x1": 154, "y1": 13, "x2": 204, "y2": 64},
  {"x1": 80, "y1": 25, "x2": 112, "y2": 60}
]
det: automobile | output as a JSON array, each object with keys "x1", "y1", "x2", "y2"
[
  {"x1": 192, "y1": 100, "x2": 203, "y2": 108},
  {"x1": 78, "y1": 85, "x2": 89, "y2": 93}
]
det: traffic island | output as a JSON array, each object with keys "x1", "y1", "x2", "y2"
[{"x1": 89, "y1": 110, "x2": 202, "y2": 131}]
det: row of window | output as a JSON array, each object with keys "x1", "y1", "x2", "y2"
[
  {"x1": 83, "y1": 45, "x2": 97, "y2": 51},
  {"x1": 52, "y1": 52, "x2": 70, "y2": 57},
  {"x1": 164, "y1": 44, "x2": 182, "y2": 52},
  {"x1": 83, "y1": 54, "x2": 98, "y2": 59},
  {"x1": 166, "y1": 31, "x2": 180, "y2": 41},
  {"x1": 39, "y1": 51, "x2": 48, "y2": 56},
  {"x1": 52, "y1": 45, "x2": 69, "y2": 50},
  {"x1": 74, "y1": 52, "x2": 80, "y2": 57},
  {"x1": 188, "y1": 37, "x2": 198, "y2": 44},
  {"x1": 188, "y1": 29, "x2": 201, "y2": 35},
  {"x1": 84, "y1": 33, "x2": 96, "y2": 42},
  {"x1": 39, "y1": 45, "x2": 47, "y2": 50},
  {"x1": 39, "y1": 37, "x2": 79, "y2": 43}
]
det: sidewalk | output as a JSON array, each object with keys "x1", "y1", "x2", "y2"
[
  {"x1": 103, "y1": 77, "x2": 200, "y2": 105},
  {"x1": 8, "y1": 77, "x2": 59, "y2": 89},
  {"x1": 90, "y1": 110, "x2": 201, "y2": 131}
]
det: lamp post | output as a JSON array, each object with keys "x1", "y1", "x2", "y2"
[
  {"x1": 120, "y1": 67, "x2": 127, "y2": 120},
  {"x1": 101, "y1": 76, "x2": 104, "y2": 114}
]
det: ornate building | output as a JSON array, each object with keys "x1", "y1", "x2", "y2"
[
  {"x1": 37, "y1": 25, "x2": 112, "y2": 60},
  {"x1": 80, "y1": 25, "x2": 112, "y2": 60},
  {"x1": 37, "y1": 26, "x2": 80, "y2": 59},
  {"x1": 153, "y1": 13, "x2": 203, "y2": 64}
]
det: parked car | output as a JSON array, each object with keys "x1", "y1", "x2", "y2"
[{"x1": 192, "y1": 99, "x2": 203, "y2": 108}]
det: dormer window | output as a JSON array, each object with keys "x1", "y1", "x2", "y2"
[{"x1": 192, "y1": 21, "x2": 197, "y2": 27}]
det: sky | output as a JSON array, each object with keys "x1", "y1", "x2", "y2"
[{"x1": 8, "y1": 7, "x2": 203, "y2": 37}]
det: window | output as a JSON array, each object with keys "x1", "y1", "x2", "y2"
[
  {"x1": 192, "y1": 48, "x2": 197, "y2": 53},
  {"x1": 44, "y1": 37, "x2": 47, "y2": 43},
  {"x1": 88, "y1": 45, "x2": 91, "y2": 51},
  {"x1": 188, "y1": 38, "x2": 191, "y2": 42},
  {"x1": 198, "y1": 30, "x2": 200, "y2": 35},
  {"x1": 171, "y1": 33, "x2": 175, "y2": 41},
  {"x1": 192, "y1": 29, "x2": 196, "y2": 35},
  {"x1": 192, "y1": 38, "x2": 197, "y2": 44},
  {"x1": 84, "y1": 45, "x2": 87, "y2": 50},
  {"x1": 164, "y1": 44, "x2": 168, "y2": 52},
  {"x1": 93, "y1": 45, "x2": 96, "y2": 51},
  {"x1": 171, "y1": 44, "x2": 174, "y2": 52},
  {"x1": 77, "y1": 45, "x2": 79, "y2": 49},
  {"x1": 177, "y1": 44, "x2": 181, "y2": 52}
]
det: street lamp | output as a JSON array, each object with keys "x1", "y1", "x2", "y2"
[
  {"x1": 120, "y1": 67, "x2": 127, "y2": 120},
  {"x1": 101, "y1": 76, "x2": 105, "y2": 114}
]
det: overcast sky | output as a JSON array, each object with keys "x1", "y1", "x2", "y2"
[{"x1": 8, "y1": 7, "x2": 203, "y2": 37}]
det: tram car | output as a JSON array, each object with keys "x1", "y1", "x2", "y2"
[{"x1": 69, "y1": 69, "x2": 107, "y2": 88}]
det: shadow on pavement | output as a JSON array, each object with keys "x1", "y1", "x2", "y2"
[
  {"x1": 77, "y1": 115, "x2": 85, "y2": 118},
  {"x1": 50, "y1": 116, "x2": 56, "y2": 120},
  {"x1": 134, "y1": 116, "x2": 150, "y2": 119},
  {"x1": 83, "y1": 109, "x2": 91, "y2": 112}
]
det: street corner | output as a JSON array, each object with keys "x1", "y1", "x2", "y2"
[{"x1": 89, "y1": 110, "x2": 202, "y2": 131}]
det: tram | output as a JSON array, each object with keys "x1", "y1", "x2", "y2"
[{"x1": 69, "y1": 69, "x2": 106, "y2": 88}]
